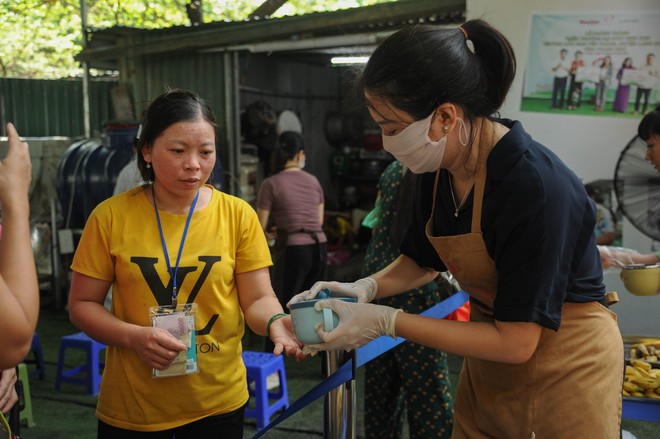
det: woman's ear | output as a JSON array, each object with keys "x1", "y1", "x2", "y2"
[
  {"x1": 141, "y1": 145, "x2": 152, "y2": 163},
  {"x1": 428, "y1": 103, "x2": 457, "y2": 138},
  {"x1": 435, "y1": 103, "x2": 461, "y2": 127}
]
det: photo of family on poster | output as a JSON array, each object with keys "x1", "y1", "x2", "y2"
[{"x1": 522, "y1": 13, "x2": 659, "y2": 117}]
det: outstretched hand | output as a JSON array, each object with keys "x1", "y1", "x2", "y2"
[
  {"x1": 0, "y1": 123, "x2": 32, "y2": 209},
  {"x1": 269, "y1": 315, "x2": 305, "y2": 361}
]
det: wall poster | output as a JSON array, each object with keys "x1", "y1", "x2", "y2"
[{"x1": 522, "y1": 13, "x2": 659, "y2": 117}]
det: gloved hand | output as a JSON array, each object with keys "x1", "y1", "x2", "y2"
[
  {"x1": 301, "y1": 299, "x2": 402, "y2": 356},
  {"x1": 597, "y1": 245, "x2": 641, "y2": 269},
  {"x1": 287, "y1": 277, "x2": 378, "y2": 308}
]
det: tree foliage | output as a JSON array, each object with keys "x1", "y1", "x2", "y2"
[{"x1": 0, "y1": 0, "x2": 394, "y2": 79}]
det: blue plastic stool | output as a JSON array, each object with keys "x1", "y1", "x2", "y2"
[
  {"x1": 54, "y1": 332, "x2": 106, "y2": 396},
  {"x1": 24, "y1": 333, "x2": 46, "y2": 380},
  {"x1": 242, "y1": 351, "x2": 289, "y2": 430}
]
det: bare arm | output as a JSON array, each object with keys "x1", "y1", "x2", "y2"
[
  {"x1": 370, "y1": 255, "x2": 439, "y2": 299},
  {"x1": 236, "y1": 268, "x2": 303, "y2": 358},
  {"x1": 236, "y1": 267, "x2": 284, "y2": 336},
  {"x1": 256, "y1": 207, "x2": 276, "y2": 243},
  {"x1": 371, "y1": 254, "x2": 542, "y2": 363},
  {"x1": 68, "y1": 272, "x2": 186, "y2": 370},
  {"x1": 0, "y1": 123, "x2": 40, "y2": 369},
  {"x1": 256, "y1": 208, "x2": 270, "y2": 232},
  {"x1": 318, "y1": 203, "x2": 324, "y2": 227},
  {"x1": 629, "y1": 253, "x2": 660, "y2": 265},
  {"x1": 395, "y1": 313, "x2": 542, "y2": 364}
]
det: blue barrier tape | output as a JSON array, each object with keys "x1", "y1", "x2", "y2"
[{"x1": 251, "y1": 291, "x2": 469, "y2": 438}]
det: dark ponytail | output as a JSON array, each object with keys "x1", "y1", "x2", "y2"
[
  {"x1": 461, "y1": 19, "x2": 516, "y2": 115},
  {"x1": 357, "y1": 19, "x2": 516, "y2": 126}
]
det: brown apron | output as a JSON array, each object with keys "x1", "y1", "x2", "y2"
[{"x1": 425, "y1": 121, "x2": 623, "y2": 438}]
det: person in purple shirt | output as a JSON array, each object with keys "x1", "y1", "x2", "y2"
[{"x1": 256, "y1": 131, "x2": 327, "y2": 350}]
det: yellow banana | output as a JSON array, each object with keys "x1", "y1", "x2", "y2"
[
  {"x1": 631, "y1": 391, "x2": 646, "y2": 397},
  {"x1": 633, "y1": 366, "x2": 652, "y2": 378},
  {"x1": 623, "y1": 381, "x2": 643, "y2": 393},
  {"x1": 636, "y1": 344, "x2": 650, "y2": 357},
  {"x1": 622, "y1": 389, "x2": 631, "y2": 396},
  {"x1": 626, "y1": 364, "x2": 646, "y2": 379},
  {"x1": 635, "y1": 377, "x2": 660, "y2": 390},
  {"x1": 644, "y1": 389, "x2": 660, "y2": 399},
  {"x1": 630, "y1": 360, "x2": 652, "y2": 372}
]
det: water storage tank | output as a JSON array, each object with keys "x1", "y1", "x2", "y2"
[{"x1": 57, "y1": 137, "x2": 134, "y2": 230}]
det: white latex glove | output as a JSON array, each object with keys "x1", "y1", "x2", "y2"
[
  {"x1": 302, "y1": 299, "x2": 402, "y2": 356},
  {"x1": 287, "y1": 277, "x2": 378, "y2": 308},
  {"x1": 597, "y1": 245, "x2": 641, "y2": 269}
]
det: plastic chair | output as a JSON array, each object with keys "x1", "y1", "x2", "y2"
[
  {"x1": 23, "y1": 333, "x2": 46, "y2": 380},
  {"x1": 16, "y1": 363, "x2": 35, "y2": 428},
  {"x1": 54, "y1": 332, "x2": 106, "y2": 396},
  {"x1": 242, "y1": 351, "x2": 289, "y2": 430}
]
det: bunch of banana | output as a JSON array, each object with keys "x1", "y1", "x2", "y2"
[
  {"x1": 629, "y1": 341, "x2": 660, "y2": 362},
  {"x1": 623, "y1": 360, "x2": 660, "y2": 399}
]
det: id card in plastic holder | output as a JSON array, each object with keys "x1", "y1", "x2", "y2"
[{"x1": 149, "y1": 303, "x2": 199, "y2": 378}]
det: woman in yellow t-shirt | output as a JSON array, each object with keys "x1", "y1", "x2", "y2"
[{"x1": 69, "y1": 89, "x2": 303, "y2": 438}]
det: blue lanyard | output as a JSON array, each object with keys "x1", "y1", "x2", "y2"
[{"x1": 153, "y1": 187, "x2": 199, "y2": 308}]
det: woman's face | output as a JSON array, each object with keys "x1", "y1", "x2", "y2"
[
  {"x1": 142, "y1": 118, "x2": 216, "y2": 196},
  {"x1": 645, "y1": 134, "x2": 660, "y2": 173}
]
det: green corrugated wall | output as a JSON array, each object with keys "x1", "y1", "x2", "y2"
[{"x1": 0, "y1": 78, "x2": 118, "y2": 137}]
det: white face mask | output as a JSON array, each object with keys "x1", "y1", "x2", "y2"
[
  {"x1": 298, "y1": 158, "x2": 305, "y2": 169},
  {"x1": 381, "y1": 111, "x2": 446, "y2": 174}
]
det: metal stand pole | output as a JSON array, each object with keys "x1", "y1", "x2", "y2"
[{"x1": 323, "y1": 350, "x2": 356, "y2": 439}]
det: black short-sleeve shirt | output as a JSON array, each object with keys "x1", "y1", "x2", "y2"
[{"x1": 401, "y1": 120, "x2": 605, "y2": 330}]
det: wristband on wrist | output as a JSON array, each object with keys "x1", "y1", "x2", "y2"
[{"x1": 266, "y1": 313, "x2": 288, "y2": 337}]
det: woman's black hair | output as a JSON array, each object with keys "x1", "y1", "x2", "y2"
[
  {"x1": 356, "y1": 19, "x2": 516, "y2": 132},
  {"x1": 270, "y1": 131, "x2": 305, "y2": 174},
  {"x1": 135, "y1": 88, "x2": 217, "y2": 182},
  {"x1": 637, "y1": 105, "x2": 660, "y2": 141}
]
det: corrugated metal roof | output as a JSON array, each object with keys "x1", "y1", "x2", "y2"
[{"x1": 78, "y1": 0, "x2": 465, "y2": 67}]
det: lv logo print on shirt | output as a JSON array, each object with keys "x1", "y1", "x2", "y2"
[{"x1": 131, "y1": 255, "x2": 222, "y2": 336}]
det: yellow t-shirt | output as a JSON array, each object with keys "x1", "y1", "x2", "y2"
[{"x1": 71, "y1": 185, "x2": 272, "y2": 431}]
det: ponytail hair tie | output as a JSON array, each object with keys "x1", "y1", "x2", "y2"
[{"x1": 458, "y1": 26, "x2": 468, "y2": 40}]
